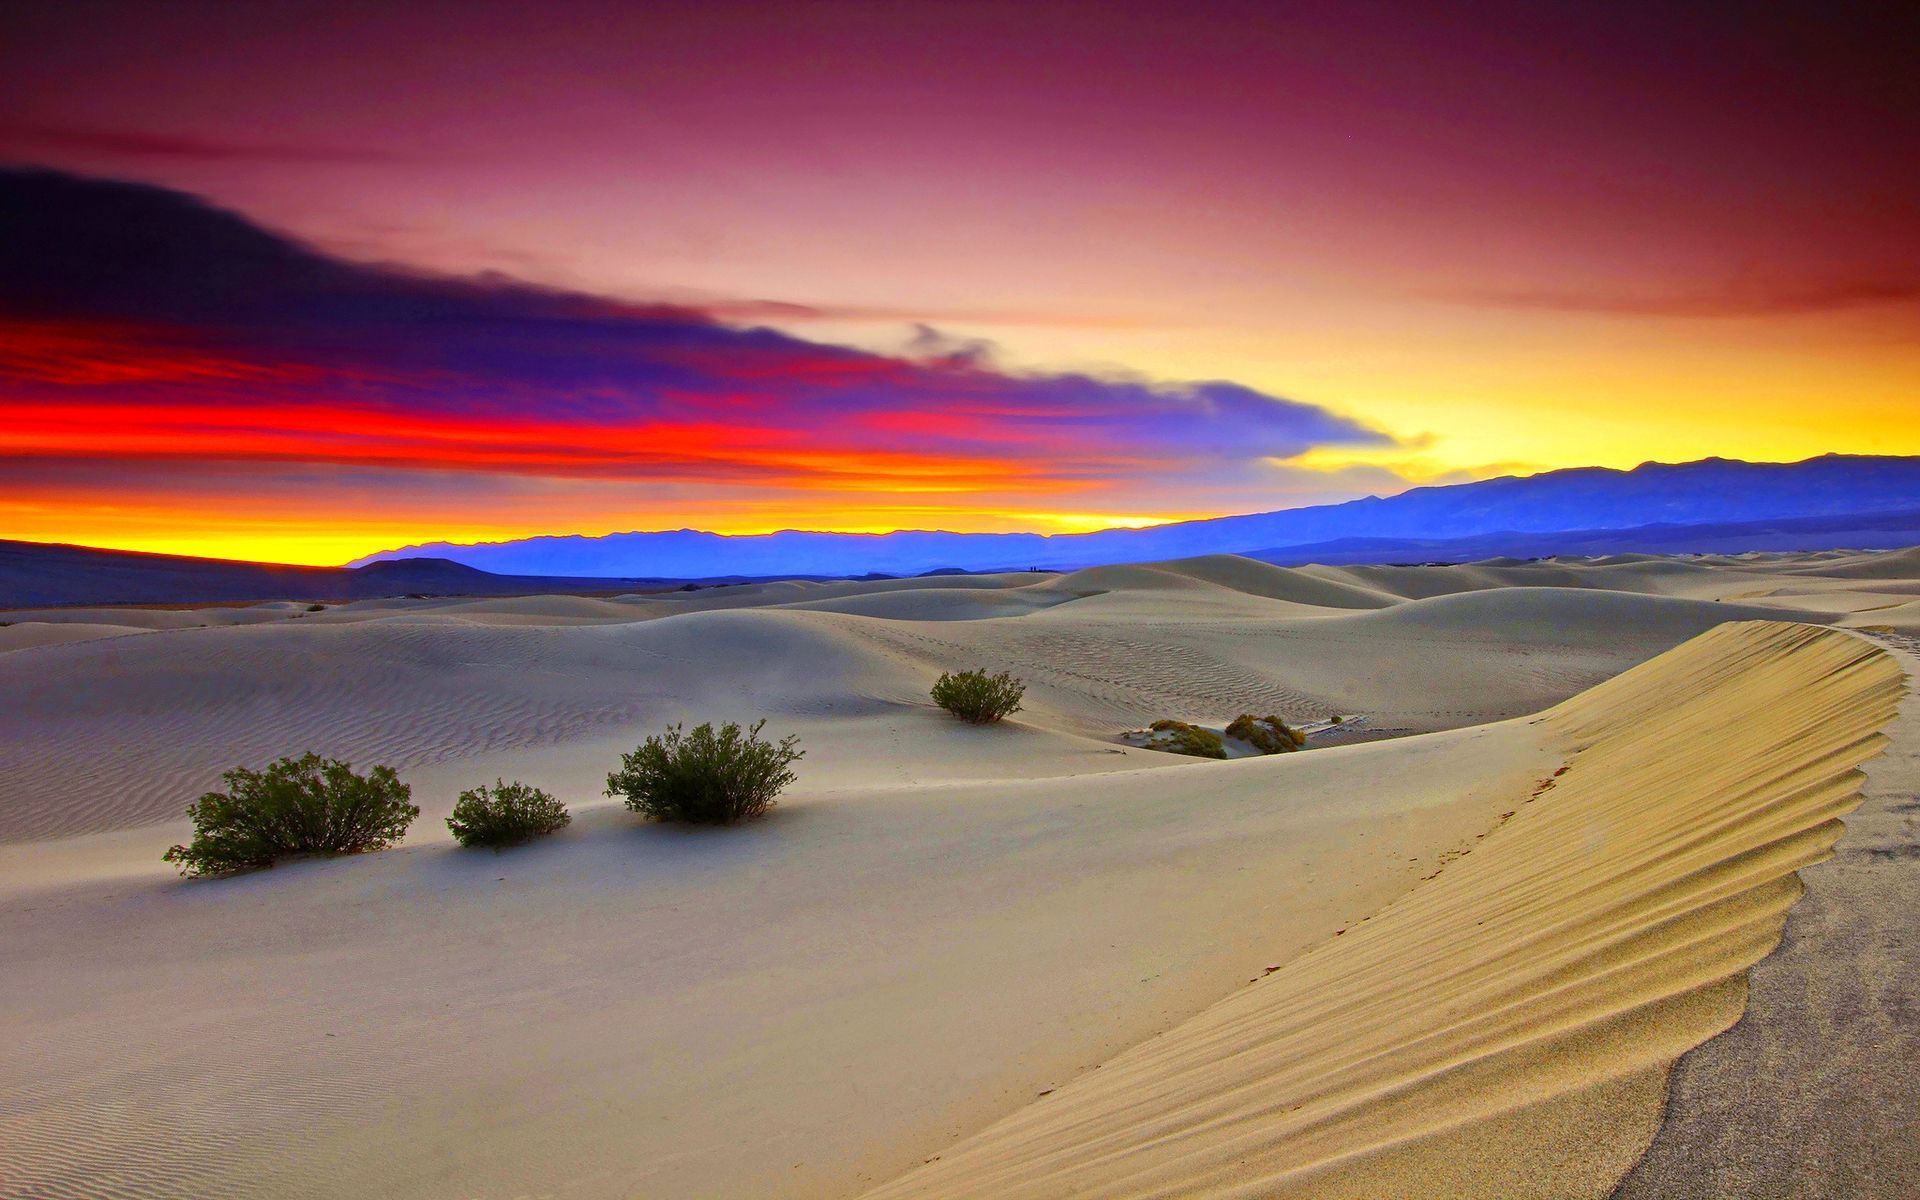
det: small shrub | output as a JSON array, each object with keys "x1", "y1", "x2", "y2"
[
  {"x1": 931, "y1": 668, "x2": 1026, "y2": 724},
  {"x1": 1225, "y1": 714, "x2": 1307, "y2": 754},
  {"x1": 1141, "y1": 719, "x2": 1227, "y2": 759},
  {"x1": 306, "y1": 603, "x2": 326, "y2": 612},
  {"x1": 162, "y1": 753, "x2": 418, "y2": 878},
  {"x1": 606, "y1": 719, "x2": 803, "y2": 824},
  {"x1": 447, "y1": 779, "x2": 570, "y2": 848}
]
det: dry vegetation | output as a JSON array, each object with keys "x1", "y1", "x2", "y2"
[
  {"x1": 932, "y1": 668, "x2": 1027, "y2": 723},
  {"x1": 1225, "y1": 713, "x2": 1307, "y2": 753},
  {"x1": 447, "y1": 779, "x2": 570, "y2": 848},
  {"x1": 1139, "y1": 718, "x2": 1228, "y2": 759},
  {"x1": 606, "y1": 719, "x2": 804, "y2": 824},
  {"x1": 162, "y1": 754, "x2": 419, "y2": 878}
]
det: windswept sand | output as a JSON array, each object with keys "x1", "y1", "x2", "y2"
[
  {"x1": 863, "y1": 623, "x2": 1903, "y2": 1199},
  {"x1": 2, "y1": 549, "x2": 1915, "y2": 1198},
  {"x1": 1611, "y1": 631, "x2": 1920, "y2": 1199}
]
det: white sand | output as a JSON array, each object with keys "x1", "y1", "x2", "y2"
[{"x1": 1, "y1": 548, "x2": 1914, "y2": 1198}]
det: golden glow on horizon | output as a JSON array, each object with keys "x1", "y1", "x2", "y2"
[
  {"x1": 1, "y1": 503, "x2": 1217, "y2": 567},
  {"x1": 1030, "y1": 305, "x2": 1920, "y2": 478},
  {"x1": 1012, "y1": 512, "x2": 1190, "y2": 532}
]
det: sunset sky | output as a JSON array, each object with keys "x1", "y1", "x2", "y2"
[{"x1": 3, "y1": 0, "x2": 1917, "y2": 564}]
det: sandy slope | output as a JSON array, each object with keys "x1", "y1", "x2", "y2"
[
  {"x1": 0, "y1": 721, "x2": 1559, "y2": 1200},
  {"x1": 0, "y1": 621, "x2": 150, "y2": 653},
  {"x1": 862, "y1": 622, "x2": 1903, "y2": 1199},
  {"x1": 1611, "y1": 631, "x2": 1920, "y2": 1198},
  {"x1": 1, "y1": 549, "x2": 1916, "y2": 1198}
]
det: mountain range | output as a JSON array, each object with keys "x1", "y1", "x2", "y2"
[
  {"x1": 358, "y1": 454, "x2": 1920, "y2": 578},
  {"x1": 0, "y1": 543, "x2": 669, "y2": 610},
  {"x1": 9, "y1": 455, "x2": 1917, "y2": 608}
]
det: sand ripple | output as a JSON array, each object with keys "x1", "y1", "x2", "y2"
[{"x1": 862, "y1": 622, "x2": 1904, "y2": 1199}]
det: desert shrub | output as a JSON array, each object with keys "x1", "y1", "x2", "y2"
[
  {"x1": 162, "y1": 754, "x2": 418, "y2": 878},
  {"x1": 606, "y1": 719, "x2": 803, "y2": 824},
  {"x1": 1142, "y1": 719, "x2": 1227, "y2": 759},
  {"x1": 931, "y1": 668, "x2": 1026, "y2": 724},
  {"x1": 447, "y1": 779, "x2": 570, "y2": 848},
  {"x1": 306, "y1": 603, "x2": 326, "y2": 612},
  {"x1": 1225, "y1": 714, "x2": 1307, "y2": 754}
]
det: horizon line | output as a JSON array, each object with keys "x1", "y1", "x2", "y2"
[{"x1": 4, "y1": 450, "x2": 1904, "y2": 572}]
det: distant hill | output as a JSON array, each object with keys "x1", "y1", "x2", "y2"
[
  {"x1": 0, "y1": 542, "x2": 669, "y2": 609},
  {"x1": 15, "y1": 456, "x2": 1919, "y2": 606},
  {"x1": 1245, "y1": 507, "x2": 1920, "y2": 566},
  {"x1": 358, "y1": 454, "x2": 1920, "y2": 577}
]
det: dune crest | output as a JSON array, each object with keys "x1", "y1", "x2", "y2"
[{"x1": 862, "y1": 622, "x2": 1904, "y2": 1199}]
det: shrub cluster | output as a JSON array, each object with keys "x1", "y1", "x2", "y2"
[
  {"x1": 1224, "y1": 714, "x2": 1307, "y2": 754},
  {"x1": 1143, "y1": 718, "x2": 1227, "y2": 759},
  {"x1": 447, "y1": 779, "x2": 571, "y2": 848},
  {"x1": 931, "y1": 668, "x2": 1026, "y2": 724},
  {"x1": 606, "y1": 719, "x2": 804, "y2": 824},
  {"x1": 167, "y1": 713, "x2": 821, "y2": 877},
  {"x1": 162, "y1": 754, "x2": 419, "y2": 878}
]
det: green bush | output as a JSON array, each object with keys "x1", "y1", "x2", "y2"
[
  {"x1": 1143, "y1": 719, "x2": 1227, "y2": 759},
  {"x1": 1225, "y1": 714, "x2": 1307, "y2": 754},
  {"x1": 606, "y1": 719, "x2": 803, "y2": 824},
  {"x1": 447, "y1": 779, "x2": 570, "y2": 848},
  {"x1": 162, "y1": 753, "x2": 418, "y2": 878},
  {"x1": 931, "y1": 668, "x2": 1026, "y2": 724}
]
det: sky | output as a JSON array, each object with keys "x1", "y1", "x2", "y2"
[{"x1": 2, "y1": 0, "x2": 1917, "y2": 565}]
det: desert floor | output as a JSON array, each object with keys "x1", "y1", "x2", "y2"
[{"x1": 3, "y1": 548, "x2": 1917, "y2": 1198}]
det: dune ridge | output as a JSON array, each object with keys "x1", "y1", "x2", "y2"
[
  {"x1": 1609, "y1": 632, "x2": 1920, "y2": 1195},
  {"x1": 862, "y1": 622, "x2": 1904, "y2": 1199}
]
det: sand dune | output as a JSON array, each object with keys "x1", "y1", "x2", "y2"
[
  {"x1": 6, "y1": 568, "x2": 1794, "y2": 843},
  {"x1": 0, "y1": 683, "x2": 1562, "y2": 1199},
  {"x1": 0, "y1": 608, "x2": 924, "y2": 841},
  {"x1": 1332, "y1": 585, "x2": 1828, "y2": 642},
  {"x1": 1776, "y1": 545, "x2": 1920, "y2": 580},
  {"x1": 1614, "y1": 631, "x2": 1920, "y2": 1197},
  {"x1": 0, "y1": 604, "x2": 307, "y2": 629},
  {"x1": 0, "y1": 556, "x2": 1882, "y2": 841},
  {"x1": 2, "y1": 549, "x2": 1916, "y2": 1198},
  {"x1": 1054, "y1": 556, "x2": 1400, "y2": 609},
  {"x1": 1847, "y1": 600, "x2": 1920, "y2": 635},
  {"x1": 862, "y1": 623, "x2": 1903, "y2": 1199},
  {"x1": 0, "y1": 621, "x2": 151, "y2": 653},
  {"x1": 773, "y1": 584, "x2": 1071, "y2": 621}
]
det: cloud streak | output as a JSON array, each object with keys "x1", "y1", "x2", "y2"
[
  {"x1": 0, "y1": 123, "x2": 416, "y2": 164},
  {"x1": 1440, "y1": 277, "x2": 1920, "y2": 318},
  {"x1": 677, "y1": 296, "x2": 1167, "y2": 330}
]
